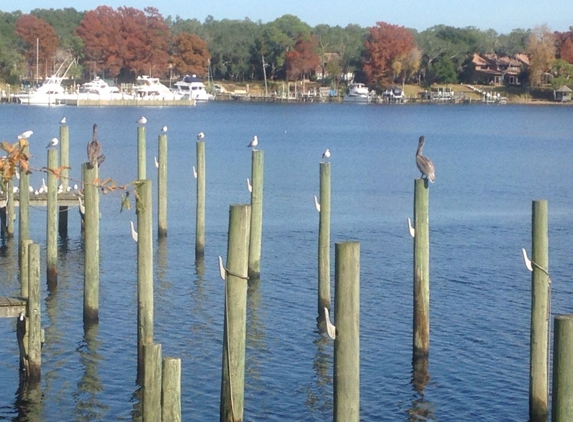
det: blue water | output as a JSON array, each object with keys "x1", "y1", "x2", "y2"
[{"x1": 1, "y1": 102, "x2": 573, "y2": 421}]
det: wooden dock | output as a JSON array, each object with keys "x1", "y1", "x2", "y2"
[
  {"x1": 62, "y1": 98, "x2": 196, "y2": 107},
  {"x1": 1, "y1": 192, "x2": 81, "y2": 207},
  {"x1": 0, "y1": 296, "x2": 26, "y2": 318}
]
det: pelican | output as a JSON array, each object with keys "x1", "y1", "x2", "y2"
[
  {"x1": 161, "y1": 125, "x2": 168, "y2": 133},
  {"x1": 60, "y1": 117, "x2": 67, "y2": 124},
  {"x1": 197, "y1": 132, "x2": 205, "y2": 140},
  {"x1": 247, "y1": 135, "x2": 258, "y2": 150},
  {"x1": 415, "y1": 136, "x2": 435, "y2": 183},
  {"x1": 137, "y1": 116, "x2": 147, "y2": 125},
  {"x1": 87, "y1": 123, "x2": 104, "y2": 168},
  {"x1": 18, "y1": 130, "x2": 33, "y2": 140},
  {"x1": 322, "y1": 148, "x2": 331, "y2": 160},
  {"x1": 47, "y1": 137, "x2": 58, "y2": 149}
]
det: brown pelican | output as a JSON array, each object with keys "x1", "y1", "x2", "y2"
[
  {"x1": 87, "y1": 124, "x2": 105, "y2": 168},
  {"x1": 416, "y1": 135, "x2": 435, "y2": 182}
]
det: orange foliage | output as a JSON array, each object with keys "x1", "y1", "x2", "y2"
[
  {"x1": 363, "y1": 22, "x2": 416, "y2": 86},
  {"x1": 14, "y1": 15, "x2": 60, "y2": 78},
  {"x1": 171, "y1": 32, "x2": 211, "y2": 76},
  {"x1": 286, "y1": 35, "x2": 320, "y2": 81}
]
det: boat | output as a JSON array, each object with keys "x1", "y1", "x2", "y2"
[
  {"x1": 77, "y1": 77, "x2": 131, "y2": 100},
  {"x1": 14, "y1": 75, "x2": 67, "y2": 106},
  {"x1": 343, "y1": 82, "x2": 373, "y2": 103},
  {"x1": 172, "y1": 74, "x2": 214, "y2": 101},
  {"x1": 135, "y1": 76, "x2": 182, "y2": 100},
  {"x1": 381, "y1": 86, "x2": 404, "y2": 102}
]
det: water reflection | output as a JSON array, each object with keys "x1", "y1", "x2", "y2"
[
  {"x1": 408, "y1": 357, "x2": 434, "y2": 421},
  {"x1": 14, "y1": 380, "x2": 43, "y2": 422},
  {"x1": 73, "y1": 324, "x2": 108, "y2": 420},
  {"x1": 306, "y1": 327, "x2": 333, "y2": 419}
]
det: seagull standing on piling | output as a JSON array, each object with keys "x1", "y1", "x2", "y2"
[
  {"x1": 322, "y1": 148, "x2": 331, "y2": 160},
  {"x1": 87, "y1": 123, "x2": 105, "y2": 168},
  {"x1": 415, "y1": 135, "x2": 435, "y2": 183},
  {"x1": 60, "y1": 117, "x2": 67, "y2": 125},
  {"x1": 162, "y1": 125, "x2": 168, "y2": 133},
  {"x1": 197, "y1": 132, "x2": 205, "y2": 140},
  {"x1": 18, "y1": 130, "x2": 33, "y2": 140},
  {"x1": 47, "y1": 138, "x2": 58, "y2": 149},
  {"x1": 137, "y1": 116, "x2": 147, "y2": 125},
  {"x1": 247, "y1": 135, "x2": 258, "y2": 150}
]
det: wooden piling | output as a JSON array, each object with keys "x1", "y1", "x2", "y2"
[
  {"x1": 162, "y1": 357, "x2": 181, "y2": 422},
  {"x1": 6, "y1": 178, "x2": 15, "y2": 238},
  {"x1": 195, "y1": 141, "x2": 206, "y2": 259},
  {"x1": 248, "y1": 150, "x2": 264, "y2": 279},
  {"x1": 59, "y1": 123, "x2": 69, "y2": 238},
  {"x1": 333, "y1": 241, "x2": 360, "y2": 422},
  {"x1": 158, "y1": 133, "x2": 168, "y2": 238},
  {"x1": 20, "y1": 239, "x2": 33, "y2": 298},
  {"x1": 138, "y1": 126, "x2": 147, "y2": 180},
  {"x1": 220, "y1": 204, "x2": 251, "y2": 422},
  {"x1": 551, "y1": 314, "x2": 573, "y2": 422},
  {"x1": 530, "y1": 199, "x2": 549, "y2": 422},
  {"x1": 318, "y1": 161, "x2": 331, "y2": 321},
  {"x1": 137, "y1": 180, "x2": 154, "y2": 378},
  {"x1": 143, "y1": 342, "x2": 162, "y2": 422},
  {"x1": 413, "y1": 178, "x2": 430, "y2": 359},
  {"x1": 83, "y1": 163, "x2": 100, "y2": 325},
  {"x1": 27, "y1": 242, "x2": 41, "y2": 383},
  {"x1": 47, "y1": 148, "x2": 59, "y2": 288},
  {"x1": 18, "y1": 144, "x2": 30, "y2": 266}
]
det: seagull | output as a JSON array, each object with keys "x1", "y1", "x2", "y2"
[
  {"x1": 47, "y1": 138, "x2": 58, "y2": 149},
  {"x1": 247, "y1": 135, "x2": 258, "y2": 150},
  {"x1": 415, "y1": 135, "x2": 435, "y2": 183},
  {"x1": 161, "y1": 126, "x2": 168, "y2": 133},
  {"x1": 322, "y1": 148, "x2": 331, "y2": 160},
  {"x1": 87, "y1": 124, "x2": 105, "y2": 168},
  {"x1": 137, "y1": 116, "x2": 147, "y2": 125},
  {"x1": 197, "y1": 132, "x2": 205, "y2": 140},
  {"x1": 18, "y1": 130, "x2": 33, "y2": 140},
  {"x1": 60, "y1": 117, "x2": 67, "y2": 125}
]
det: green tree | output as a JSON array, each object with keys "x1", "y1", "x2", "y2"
[{"x1": 428, "y1": 55, "x2": 458, "y2": 83}]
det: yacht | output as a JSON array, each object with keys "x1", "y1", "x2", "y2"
[
  {"x1": 78, "y1": 77, "x2": 129, "y2": 100},
  {"x1": 172, "y1": 74, "x2": 214, "y2": 101},
  {"x1": 343, "y1": 82, "x2": 373, "y2": 103},
  {"x1": 135, "y1": 76, "x2": 182, "y2": 100},
  {"x1": 14, "y1": 75, "x2": 66, "y2": 106}
]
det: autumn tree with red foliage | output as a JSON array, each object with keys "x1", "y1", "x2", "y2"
[
  {"x1": 170, "y1": 32, "x2": 211, "y2": 76},
  {"x1": 363, "y1": 22, "x2": 417, "y2": 86},
  {"x1": 555, "y1": 31, "x2": 573, "y2": 64},
  {"x1": 285, "y1": 35, "x2": 320, "y2": 81},
  {"x1": 15, "y1": 14, "x2": 60, "y2": 79}
]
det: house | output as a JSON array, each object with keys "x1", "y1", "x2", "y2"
[
  {"x1": 472, "y1": 53, "x2": 529, "y2": 86},
  {"x1": 554, "y1": 85, "x2": 572, "y2": 102}
]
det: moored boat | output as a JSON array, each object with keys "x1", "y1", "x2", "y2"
[
  {"x1": 172, "y1": 74, "x2": 214, "y2": 101},
  {"x1": 135, "y1": 76, "x2": 181, "y2": 100},
  {"x1": 343, "y1": 82, "x2": 374, "y2": 103}
]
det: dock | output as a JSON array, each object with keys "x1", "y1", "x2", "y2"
[
  {"x1": 0, "y1": 296, "x2": 26, "y2": 318},
  {"x1": 1, "y1": 192, "x2": 81, "y2": 207},
  {"x1": 61, "y1": 98, "x2": 196, "y2": 107}
]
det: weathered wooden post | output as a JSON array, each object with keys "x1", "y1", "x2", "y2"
[
  {"x1": 195, "y1": 140, "x2": 206, "y2": 259},
  {"x1": 83, "y1": 162, "x2": 100, "y2": 325},
  {"x1": 6, "y1": 178, "x2": 15, "y2": 238},
  {"x1": 137, "y1": 180, "x2": 154, "y2": 378},
  {"x1": 158, "y1": 132, "x2": 168, "y2": 238},
  {"x1": 143, "y1": 342, "x2": 162, "y2": 422},
  {"x1": 162, "y1": 357, "x2": 181, "y2": 422},
  {"x1": 46, "y1": 148, "x2": 58, "y2": 288},
  {"x1": 530, "y1": 199, "x2": 549, "y2": 422},
  {"x1": 20, "y1": 239, "x2": 33, "y2": 298},
  {"x1": 551, "y1": 314, "x2": 573, "y2": 422},
  {"x1": 248, "y1": 150, "x2": 264, "y2": 279},
  {"x1": 318, "y1": 161, "x2": 331, "y2": 321},
  {"x1": 18, "y1": 144, "x2": 30, "y2": 266},
  {"x1": 27, "y1": 242, "x2": 41, "y2": 383},
  {"x1": 413, "y1": 178, "x2": 430, "y2": 359},
  {"x1": 138, "y1": 123, "x2": 147, "y2": 180},
  {"x1": 59, "y1": 122, "x2": 70, "y2": 238},
  {"x1": 220, "y1": 204, "x2": 250, "y2": 422},
  {"x1": 333, "y1": 241, "x2": 360, "y2": 422}
]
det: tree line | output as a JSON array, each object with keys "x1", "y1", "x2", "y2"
[{"x1": 0, "y1": 7, "x2": 572, "y2": 90}]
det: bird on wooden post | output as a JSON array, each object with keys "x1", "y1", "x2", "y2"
[
  {"x1": 247, "y1": 135, "x2": 258, "y2": 150},
  {"x1": 197, "y1": 132, "x2": 204, "y2": 141},
  {"x1": 87, "y1": 123, "x2": 105, "y2": 168},
  {"x1": 46, "y1": 137, "x2": 58, "y2": 149},
  {"x1": 415, "y1": 135, "x2": 435, "y2": 182},
  {"x1": 322, "y1": 148, "x2": 331, "y2": 160}
]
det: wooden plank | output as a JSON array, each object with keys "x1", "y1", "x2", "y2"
[
  {"x1": 0, "y1": 296, "x2": 27, "y2": 318},
  {"x1": 0, "y1": 192, "x2": 81, "y2": 207}
]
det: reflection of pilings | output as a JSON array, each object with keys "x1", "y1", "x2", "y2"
[
  {"x1": 308, "y1": 330, "x2": 332, "y2": 418},
  {"x1": 15, "y1": 378, "x2": 42, "y2": 422},
  {"x1": 408, "y1": 357, "x2": 433, "y2": 421}
]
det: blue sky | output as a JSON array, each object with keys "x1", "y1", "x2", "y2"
[{"x1": 9, "y1": 0, "x2": 573, "y2": 33}]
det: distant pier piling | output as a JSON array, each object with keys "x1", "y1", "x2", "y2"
[
  {"x1": 138, "y1": 125, "x2": 146, "y2": 180},
  {"x1": 413, "y1": 178, "x2": 430, "y2": 359},
  {"x1": 83, "y1": 163, "x2": 100, "y2": 326},
  {"x1": 137, "y1": 180, "x2": 154, "y2": 379},
  {"x1": 195, "y1": 141, "x2": 206, "y2": 259},
  {"x1": 46, "y1": 149, "x2": 59, "y2": 288},
  {"x1": 220, "y1": 204, "x2": 251, "y2": 422},
  {"x1": 551, "y1": 314, "x2": 573, "y2": 422},
  {"x1": 248, "y1": 150, "x2": 264, "y2": 279},
  {"x1": 530, "y1": 199, "x2": 549, "y2": 422},
  {"x1": 333, "y1": 241, "x2": 360, "y2": 422},
  {"x1": 59, "y1": 123, "x2": 69, "y2": 238},
  {"x1": 318, "y1": 161, "x2": 331, "y2": 321},
  {"x1": 158, "y1": 133, "x2": 168, "y2": 238}
]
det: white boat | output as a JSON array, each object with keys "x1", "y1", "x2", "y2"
[
  {"x1": 135, "y1": 76, "x2": 182, "y2": 100},
  {"x1": 172, "y1": 74, "x2": 214, "y2": 101},
  {"x1": 343, "y1": 82, "x2": 373, "y2": 103},
  {"x1": 78, "y1": 77, "x2": 131, "y2": 100},
  {"x1": 381, "y1": 86, "x2": 404, "y2": 102},
  {"x1": 14, "y1": 75, "x2": 67, "y2": 106}
]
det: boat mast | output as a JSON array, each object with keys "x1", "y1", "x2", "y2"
[{"x1": 36, "y1": 38, "x2": 39, "y2": 84}]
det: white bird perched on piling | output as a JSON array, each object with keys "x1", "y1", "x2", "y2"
[
  {"x1": 322, "y1": 148, "x2": 331, "y2": 160},
  {"x1": 60, "y1": 117, "x2": 67, "y2": 125},
  {"x1": 161, "y1": 125, "x2": 168, "y2": 133},
  {"x1": 247, "y1": 135, "x2": 258, "y2": 150},
  {"x1": 47, "y1": 138, "x2": 58, "y2": 149},
  {"x1": 137, "y1": 116, "x2": 147, "y2": 125},
  {"x1": 18, "y1": 130, "x2": 33, "y2": 140},
  {"x1": 197, "y1": 132, "x2": 205, "y2": 140},
  {"x1": 415, "y1": 135, "x2": 435, "y2": 183}
]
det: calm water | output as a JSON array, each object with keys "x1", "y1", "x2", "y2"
[{"x1": 1, "y1": 101, "x2": 572, "y2": 421}]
